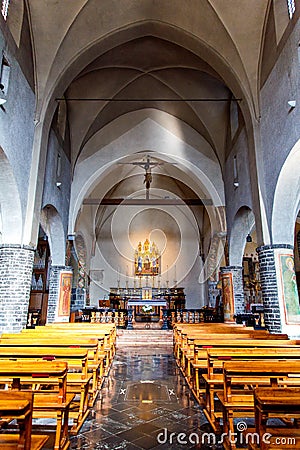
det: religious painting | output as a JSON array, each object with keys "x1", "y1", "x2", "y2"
[
  {"x1": 222, "y1": 272, "x2": 235, "y2": 323},
  {"x1": 134, "y1": 238, "x2": 161, "y2": 276},
  {"x1": 58, "y1": 271, "x2": 72, "y2": 317},
  {"x1": 278, "y1": 254, "x2": 300, "y2": 324}
]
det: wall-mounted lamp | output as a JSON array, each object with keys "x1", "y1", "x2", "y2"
[
  {"x1": 0, "y1": 83, "x2": 6, "y2": 106},
  {"x1": 246, "y1": 234, "x2": 252, "y2": 243},
  {"x1": 56, "y1": 181, "x2": 62, "y2": 188},
  {"x1": 288, "y1": 100, "x2": 296, "y2": 108},
  {"x1": 233, "y1": 155, "x2": 239, "y2": 188}
]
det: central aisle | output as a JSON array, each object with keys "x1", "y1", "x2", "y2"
[{"x1": 69, "y1": 344, "x2": 223, "y2": 449}]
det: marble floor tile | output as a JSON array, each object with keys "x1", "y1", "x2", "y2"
[{"x1": 50, "y1": 346, "x2": 224, "y2": 449}]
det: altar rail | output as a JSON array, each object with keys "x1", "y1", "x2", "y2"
[
  {"x1": 70, "y1": 308, "x2": 128, "y2": 328},
  {"x1": 69, "y1": 307, "x2": 224, "y2": 328},
  {"x1": 168, "y1": 308, "x2": 223, "y2": 325}
]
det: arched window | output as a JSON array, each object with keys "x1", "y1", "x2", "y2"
[
  {"x1": 287, "y1": 0, "x2": 296, "y2": 19},
  {"x1": 1, "y1": 0, "x2": 9, "y2": 20}
]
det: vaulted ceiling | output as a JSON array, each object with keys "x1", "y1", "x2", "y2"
[{"x1": 24, "y1": 0, "x2": 274, "y2": 237}]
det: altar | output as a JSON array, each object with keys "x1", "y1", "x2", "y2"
[
  {"x1": 127, "y1": 299, "x2": 167, "y2": 322},
  {"x1": 108, "y1": 239, "x2": 185, "y2": 324}
]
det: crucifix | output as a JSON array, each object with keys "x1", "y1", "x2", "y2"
[{"x1": 123, "y1": 155, "x2": 163, "y2": 199}]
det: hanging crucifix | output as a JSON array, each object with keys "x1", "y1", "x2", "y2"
[{"x1": 121, "y1": 155, "x2": 163, "y2": 199}]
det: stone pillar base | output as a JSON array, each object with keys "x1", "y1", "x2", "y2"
[
  {"x1": 257, "y1": 244, "x2": 300, "y2": 335},
  {"x1": 48, "y1": 266, "x2": 73, "y2": 323},
  {"x1": 0, "y1": 244, "x2": 34, "y2": 332},
  {"x1": 220, "y1": 266, "x2": 245, "y2": 323}
]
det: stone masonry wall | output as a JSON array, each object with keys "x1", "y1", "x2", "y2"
[
  {"x1": 221, "y1": 265, "x2": 245, "y2": 318},
  {"x1": 47, "y1": 265, "x2": 73, "y2": 323},
  {"x1": 256, "y1": 245, "x2": 285, "y2": 333},
  {"x1": 230, "y1": 266, "x2": 245, "y2": 315},
  {"x1": 0, "y1": 245, "x2": 34, "y2": 332}
]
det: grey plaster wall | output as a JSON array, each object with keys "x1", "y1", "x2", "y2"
[
  {"x1": 42, "y1": 129, "x2": 71, "y2": 237},
  {"x1": 224, "y1": 127, "x2": 253, "y2": 235},
  {"x1": 260, "y1": 21, "x2": 300, "y2": 234},
  {"x1": 0, "y1": 29, "x2": 35, "y2": 221}
]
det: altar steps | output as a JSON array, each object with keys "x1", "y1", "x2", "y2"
[{"x1": 116, "y1": 329, "x2": 173, "y2": 346}]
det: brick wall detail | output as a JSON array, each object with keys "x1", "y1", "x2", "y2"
[
  {"x1": 0, "y1": 245, "x2": 34, "y2": 332},
  {"x1": 221, "y1": 265, "x2": 245, "y2": 318},
  {"x1": 256, "y1": 244, "x2": 294, "y2": 333},
  {"x1": 47, "y1": 265, "x2": 72, "y2": 323}
]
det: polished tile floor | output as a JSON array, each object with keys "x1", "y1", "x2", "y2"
[{"x1": 69, "y1": 347, "x2": 225, "y2": 450}]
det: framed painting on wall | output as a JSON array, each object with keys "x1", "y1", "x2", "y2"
[
  {"x1": 222, "y1": 272, "x2": 235, "y2": 323},
  {"x1": 58, "y1": 271, "x2": 72, "y2": 317},
  {"x1": 278, "y1": 254, "x2": 300, "y2": 325}
]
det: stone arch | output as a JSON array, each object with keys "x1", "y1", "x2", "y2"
[
  {"x1": 28, "y1": 19, "x2": 259, "y2": 248},
  {"x1": 272, "y1": 139, "x2": 300, "y2": 245},
  {"x1": 229, "y1": 206, "x2": 255, "y2": 266},
  {"x1": 73, "y1": 233, "x2": 88, "y2": 288},
  {"x1": 0, "y1": 147, "x2": 22, "y2": 244},
  {"x1": 40, "y1": 205, "x2": 65, "y2": 265},
  {"x1": 6, "y1": 0, "x2": 24, "y2": 47},
  {"x1": 69, "y1": 114, "x2": 225, "y2": 231}
]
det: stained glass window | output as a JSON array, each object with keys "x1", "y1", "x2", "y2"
[
  {"x1": 1, "y1": 0, "x2": 9, "y2": 20},
  {"x1": 287, "y1": 0, "x2": 296, "y2": 19}
]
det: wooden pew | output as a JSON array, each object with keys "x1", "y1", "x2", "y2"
[
  {"x1": 173, "y1": 323, "x2": 259, "y2": 359},
  {"x1": 189, "y1": 338, "x2": 299, "y2": 399},
  {"x1": 44, "y1": 322, "x2": 117, "y2": 353},
  {"x1": 21, "y1": 327, "x2": 114, "y2": 374},
  {"x1": 0, "y1": 346, "x2": 92, "y2": 434},
  {"x1": 0, "y1": 360, "x2": 74, "y2": 450},
  {"x1": 248, "y1": 387, "x2": 300, "y2": 450},
  {"x1": 4, "y1": 328, "x2": 113, "y2": 405},
  {"x1": 173, "y1": 323, "x2": 287, "y2": 370},
  {"x1": 16, "y1": 329, "x2": 109, "y2": 382},
  {"x1": 0, "y1": 336, "x2": 102, "y2": 393},
  {"x1": 203, "y1": 347, "x2": 300, "y2": 432},
  {"x1": 177, "y1": 331, "x2": 287, "y2": 378},
  {"x1": 0, "y1": 391, "x2": 48, "y2": 450},
  {"x1": 217, "y1": 360, "x2": 300, "y2": 450}
]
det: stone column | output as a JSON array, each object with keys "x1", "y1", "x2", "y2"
[
  {"x1": 220, "y1": 266, "x2": 245, "y2": 323},
  {"x1": 47, "y1": 265, "x2": 73, "y2": 323},
  {"x1": 257, "y1": 244, "x2": 300, "y2": 334},
  {"x1": 297, "y1": 231, "x2": 300, "y2": 260},
  {"x1": 0, "y1": 244, "x2": 35, "y2": 332}
]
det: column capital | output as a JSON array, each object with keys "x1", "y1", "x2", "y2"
[
  {"x1": 220, "y1": 265, "x2": 243, "y2": 272},
  {"x1": 256, "y1": 244, "x2": 294, "y2": 253},
  {"x1": 0, "y1": 244, "x2": 35, "y2": 251}
]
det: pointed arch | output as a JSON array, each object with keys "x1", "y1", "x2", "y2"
[
  {"x1": 40, "y1": 205, "x2": 65, "y2": 265},
  {"x1": 0, "y1": 147, "x2": 23, "y2": 244},
  {"x1": 272, "y1": 139, "x2": 300, "y2": 245},
  {"x1": 229, "y1": 206, "x2": 255, "y2": 266}
]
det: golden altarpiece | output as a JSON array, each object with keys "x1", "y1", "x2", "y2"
[{"x1": 109, "y1": 239, "x2": 185, "y2": 322}]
